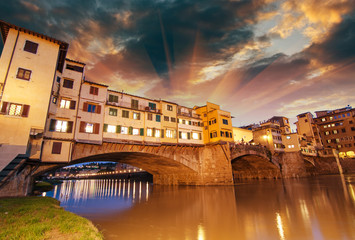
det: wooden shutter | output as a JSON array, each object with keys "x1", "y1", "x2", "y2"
[
  {"x1": 21, "y1": 104, "x2": 30, "y2": 117},
  {"x1": 66, "y1": 121, "x2": 73, "y2": 133},
  {"x1": 49, "y1": 119, "x2": 56, "y2": 131},
  {"x1": 179, "y1": 131, "x2": 182, "y2": 139},
  {"x1": 161, "y1": 129, "x2": 164, "y2": 138},
  {"x1": 89, "y1": 86, "x2": 94, "y2": 94},
  {"x1": 95, "y1": 87, "x2": 99, "y2": 95},
  {"x1": 116, "y1": 125, "x2": 121, "y2": 133},
  {"x1": 187, "y1": 132, "x2": 191, "y2": 139},
  {"x1": 128, "y1": 126, "x2": 133, "y2": 135},
  {"x1": 94, "y1": 123, "x2": 100, "y2": 134},
  {"x1": 152, "y1": 128, "x2": 156, "y2": 136},
  {"x1": 52, "y1": 142, "x2": 62, "y2": 154},
  {"x1": 0, "y1": 101, "x2": 8, "y2": 114},
  {"x1": 103, "y1": 124, "x2": 108, "y2": 132},
  {"x1": 69, "y1": 101, "x2": 76, "y2": 110},
  {"x1": 140, "y1": 128, "x2": 144, "y2": 136},
  {"x1": 83, "y1": 102, "x2": 88, "y2": 112},
  {"x1": 96, "y1": 105, "x2": 101, "y2": 114},
  {"x1": 79, "y1": 121, "x2": 86, "y2": 133},
  {"x1": 199, "y1": 133, "x2": 202, "y2": 140}
]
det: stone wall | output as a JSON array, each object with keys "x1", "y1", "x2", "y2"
[{"x1": 0, "y1": 165, "x2": 33, "y2": 197}]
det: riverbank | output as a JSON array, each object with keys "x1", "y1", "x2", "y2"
[{"x1": 0, "y1": 197, "x2": 103, "y2": 240}]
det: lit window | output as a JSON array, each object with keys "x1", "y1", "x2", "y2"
[
  {"x1": 167, "y1": 105, "x2": 173, "y2": 111},
  {"x1": 85, "y1": 123, "x2": 94, "y2": 133},
  {"x1": 181, "y1": 132, "x2": 187, "y2": 139},
  {"x1": 288, "y1": 145, "x2": 294, "y2": 148},
  {"x1": 132, "y1": 128, "x2": 139, "y2": 135},
  {"x1": 166, "y1": 130, "x2": 174, "y2": 138},
  {"x1": 286, "y1": 136, "x2": 291, "y2": 139},
  {"x1": 109, "y1": 108, "x2": 117, "y2": 116},
  {"x1": 147, "y1": 128, "x2": 153, "y2": 137},
  {"x1": 121, "y1": 127, "x2": 128, "y2": 134},
  {"x1": 133, "y1": 112, "x2": 140, "y2": 120},
  {"x1": 192, "y1": 132, "x2": 199, "y2": 140},
  {"x1": 329, "y1": 117, "x2": 333, "y2": 120},
  {"x1": 55, "y1": 120, "x2": 68, "y2": 132},
  {"x1": 60, "y1": 99, "x2": 71, "y2": 109},
  {"x1": 179, "y1": 119, "x2": 183, "y2": 124},
  {"x1": 155, "y1": 129, "x2": 161, "y2": 138},
  {"x1": 8, "y1": 103, "x2": 22, "y2": 116},
  {"x1": 107, "y1": 125, "x2": 116, "y2": 133},
  {"x1": 322, "y1": 118, "x2": 326, "y2": 122}
]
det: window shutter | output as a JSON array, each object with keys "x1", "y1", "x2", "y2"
[
  {"x1": 103, "y1": 124, "x2": 108, "y2": 132},
  {"x1": 152, "y1": 128, "x2": 156, "y2": 136},
  {"x1": 161, "y1": 129, "x2": 164, "y2": 138},
  {"x1": 67, "y1": 121, "x2": 73, "y2": 133},
  {"x1": 189, "y1": 121, "x2": 191, "y2": 125},
  {"x1": 137, "y1": 113, "x2": 140, "y2": 120},
  {"x1": 116, "y1": 125, "x2": 121, "y2": 133},
  {"x1": 210, "y1": 133, "x2": 213, "y2": 139},
  {"x1": 49, "y1": 119, "x2": 56, "y2": 131},
  {"x1": 179, "y1": 131, "x2": 182, "y2": 139},
  {"x1": 69, "y1": 101, "x2": 76, "y2": 110},
  {"x1": 79, "y1": 121, "x2": 86, "y2": 133},
  {"x1": 140, "y1": 128, "x2": 144, "y2": 136},
  {"x1": 89, "y1": 86, "x2": 94, "y2": 94},
  {"x1": 129, "y1": 126, "x2": 133, "y2": 135},
  {"x1": 94, "y1": 123, "x2": 100, "y2": 134},
  {"x1": 187, "y1": 132, "x2": 191, "y2": 139},
  {"x1": 199, "y1": 133, "x2": 202, "y2": 140},
  {"x1": 173, "y1": 130, "x2": 177, "y2": 139},
  {"x1": 96, "y1": 105, "x2": 101, "y2": 114},
  {"x1": 83, "y1": 102, "x2": 88, "y2": 112},
  {"x1": 0, "y1": 101, "x2": 8, "y2": 114},
  {"x1": 52, "y1": 142, "x2": 62, "y2": 154},
  {"x1": 95, "y1": 87, "x2": 99, "y2": 95}
]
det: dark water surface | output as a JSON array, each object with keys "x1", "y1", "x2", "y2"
[{"x1": 46, "y1": 174, "x2": 355, "y2": 240}]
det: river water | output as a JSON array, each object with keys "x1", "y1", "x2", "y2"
[{"x1": 46, "y1": 174, "x2": 355, "y2": 240}]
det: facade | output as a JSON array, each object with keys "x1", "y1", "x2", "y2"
[
  {"x1": 253, "y1": 121, "x2": 284, "y2": 153},
  {"x1": 269, "y1": 116, "x2": 291, "y2": 134},
  {"x1": 281, "y1": 133, "x2": 301, "y2": 152},
  {"x1": 0, "y1": 20, "x2": 68, "y2": 171},
  {"x1": 314, "y1": 106, "x2": 355, "y2": 158},
  {"x1": 232, "y1": 127, "x2": 253, "y2": 144},
  {"x1": 194, "y1": 102, "x2": 233, "y2": 144},
  {"x1": 177, "y1": 106, "x2": 203, "y2": 144}
]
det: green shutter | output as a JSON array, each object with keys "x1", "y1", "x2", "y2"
[
  {"x1": 179, "y1": 131, "x2": 182, "y2": 139},
  {"x1": 103, "y1": 124, "x2": 108, "y2": 132},
  {"x1": 129, "y1": 126, "x2": 133, "y2": 135},
  {"x1": 187, "y1": 132, "x2": 191, "y2": 139},
  {"x1": 161, "y1": 129, "x2": 164, "y2": 138},
  {"x1": 152, "y1": 128, "x2": 156, "y2": 137},
  {"x1": 140, "y1": 128, "x2": 144, "y2": 136},
  {"x1": 116, "y1": 125, "x2": 121, "y2": 133}
]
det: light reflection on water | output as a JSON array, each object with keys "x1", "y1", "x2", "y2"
[{"x1": 47, "y1": 174, "x2": 355, "y2": 240}]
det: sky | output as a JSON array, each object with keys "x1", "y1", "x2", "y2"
[{"x1": 1, "y1": 0, "x2": 354, "y2": 129}]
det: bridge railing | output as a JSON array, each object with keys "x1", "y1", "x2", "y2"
[{"x1": 230, "y1": 143, "x2": 269, "y2": 156}]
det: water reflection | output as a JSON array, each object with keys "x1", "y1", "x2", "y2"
[{"x1": 47, "y1": 175, "x2": 355, "y2": 240}]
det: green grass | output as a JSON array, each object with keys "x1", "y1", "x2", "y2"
[{"x1": 0, "y1": 197, "x2": 103, "y2": 240}]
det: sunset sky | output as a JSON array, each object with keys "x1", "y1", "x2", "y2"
[{"x1": 1, "y1": 0, "x2": 354, "y2": 128}]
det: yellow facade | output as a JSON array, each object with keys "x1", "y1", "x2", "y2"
[
  {"x1": 195, "y1": 102, "x2": 233, "y2": 144},
  {"x1": 0, "y1": 21, "x2": 68, "y2": 170},
  {"x1": 232, "y1": 127, "x2": 253, "y2": 143}
]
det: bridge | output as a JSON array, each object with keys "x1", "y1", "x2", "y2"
[{"x1": 0, "y1": 142, "x2": 297, "y2": 197}]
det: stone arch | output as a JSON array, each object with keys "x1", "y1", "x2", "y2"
[
  {"x1": 231, "y1": 154, "x2": 281, "y2": 180},
  {"x1": 33, "y1": 151, "x2": 200, "y2": 185}
]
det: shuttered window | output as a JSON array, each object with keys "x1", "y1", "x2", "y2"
[
  {"x1": 63, "y1": 79, "x2": 74, "y2": 89},
  {"x1": 52, "y1": 142, "x2": 62, "y2": 154},
  {"x1": 24, "y1": 40, "x2": 38, "y2": 54},
  {"x1": 90, "y1": 86, "x2": 99, "y2": 95},
  {"x1": 16, "y1": 68, "x2": 31, "y2": 80},
  {"x1": 131, "y1": 99, "x2": 139, "y2": 109},
  {"x1": 0, "y1": 102, "x2": 30, "y2": 117}
]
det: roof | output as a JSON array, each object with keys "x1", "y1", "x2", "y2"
[
  {"x1": 83, "y1": 80, "x2": 108, "y2": 87},
  {"x1": 0, "y1": 20, "x2": 68, "y2": 49},
  {"x1": 66, "y1": 58, "x2": 86, "y2": 66}
]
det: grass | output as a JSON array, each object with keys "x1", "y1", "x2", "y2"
[{"x1": 0, "y1": 197, "x2": 103, "y2": 240}]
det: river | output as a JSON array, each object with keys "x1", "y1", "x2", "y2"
[{"x1": 46, "y1": 174, "x2": 355, "y2": 240}]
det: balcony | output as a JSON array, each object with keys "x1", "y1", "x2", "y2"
[{"x1": 177, "y1": 111, "x2": 201, "y2": 119}]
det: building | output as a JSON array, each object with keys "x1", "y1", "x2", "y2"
[
  {"x1": 281, "y1": 133, "x2": 301, "y2": 152},
  {"x1": 177, "y1": 106, "x2": 203, "y2": 144},
  {"x1": 0, "y1": 20, "x2": 68, "y2": 171},
  {"x1": 314, "y1": 106, "x2": 355, "y2": 158},
  {"x1": 253, "y1": 121, "x2": 284, "y2": 153},
  {"x1": 194, "y1": 102, "x2": 233, "y2": 144},
  {"x1": 269, "y1": 116, "x2": 291, "y2": 134},
  {"x1": 232, "y1": 127, "x2": 253, "y2": 144}
]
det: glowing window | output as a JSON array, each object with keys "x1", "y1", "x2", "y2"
[
  {"x1": 132, "y1": 128, "x2": 139, "y2": 135},
  {"x1": 121, "y1": 127, "x2": 128, "y2": 134},
  {"x1": 147, "y1": 128, "x2": 153, "y2": 137},
  {"x1": 60, "y1": 99, "x2": 71, "y2": 109},
  {"x1": 107, "y1": 125, "x2": 116, "y2": 133},
  {"x1": 85, "y1": 123, "x2": 94, "y2": 133},
  {"x1": 155, "y1": 129, "x2": 161, "y2": 138},
  {"x1": 55, "y1": 120, "x2": 68, "y2": 132},
  {"x1": 8, "y1": 104, "x2": 22, "y2": 116},
  {"x1": 192, "y1": 132, "x2": 199, "y2": 140}
]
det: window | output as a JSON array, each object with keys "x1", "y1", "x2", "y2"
[
  {"x1": 179, "y1": 119, "x2": 183, "y2": 124},
  {"x1": 16, "y1": 68, "x2": 31, "y2": 80},
  {"x1": 66, "y1": 64, "x2": 84, "y2": 73},
  {"x1": 327, "y1": 139, "x2": 331, "y2": 143},
  {"x1": 60, "y1": 99, "x2": 76, "y2": 109},
  {"x1": 322, "y1": 118, "x2": 326, "y2": 122},
  {"x1": 63, "y1": 79, "x2": 74, "y2": 89},
  {"x1": 329, "y1": 117, "x2": 333, "y2": 120},
  {"x1": 109, "y1": 108, "x2": 117, "y2": 116},
  {"x1": 325, "y1": 131, "x2": 330, "y2": 135},
  {"x1": 222, "y1": 119, "x2": 228, "y2": 125},
  {"x1": 90, "y1": 86, "x2": 99, "y2": 95},
  {"x1": 342, "y1": 128, "x2": 346, "y2": 133},
  {"x1": 171, "y1": 117, "x2": 176, "y2": 122},
  {"x1": 166, "y1": 130, "x2": 174, "y2": 138},
  {"x1": 0, "y1": 102, "x2": 30, "y2": 117},
  {"x1": 210, "y1": 131, "x2": 217, "y2": 138},
  {"x1": 133, "y1": 112, "x2": 140, "y2": 120},
  {"x1": 286, "y1": 136, "x2": 291, "y2": 139},
  {"x1": 147, "y1": 113, "x2": 153, "y2": 121},
  {"x1": 210, "y1": 118, "x2": 217, "y2": 124},
  {"x1": 167, "y1": 105, "x2": 173, "y2": 111},
  {"x1": 164, "y1": 116, "x2": 169, "y2": 121},
  {"x1": 52, "y1": 142, "x2": 62, "y2": 154},
  {"x1": 132, "y1": 128, "x2": 139, "y2": 135},
  {"x1": 147, "y1": 128, "x2": 153, "y2": 137},
  {"x1": 182, "y1": 120, "x2": 186, "y2": 124},
  {"x1": 288, "y1": 145, "x2": 295, "y2": 149},
  {"x1": 156, "y1": 115, "x2": 161, "y2": 122},
  {"x1": 155, "y1": 129, "x2": 161, "y2": 138},
  {"x1": 149, "y1": 102, "x2": 156, "y2": 110},
  {"x1": 131, "y1": 99, "x2": 139, "y2": 109},
  {"x1": 88, "y1": 104, "x2": 96, "y2": 113},
  {"x1": 180, "y1": 132, "x2": 187, "y2": 139},
  {"x1": 56, "y1": 77, "x2": 61, "y2": 83},
  {"x1": 49, "y1": 119, "x2": 73, "y2": 133},
  {"x1": 107, "y1": 125, "x2": 116, "y2": 133},
  {"x1": 24, "y1": 40, "x2": 38, "y2": 54},
  {"x1": 121, "y1": 126, "x2": 128, "y2": 134},
  {"x1": 333, "y1": 130, "x2": 338, "y2": 134},
  {"x1": 192, "y1": 132, "x2": 200, "y2": 140},
  {"x1": 108, "y1": 94, "x2": 119, "y2": 103},
  {"x1": 347, "y1": 113, "x2": 350, "y2": 117},
  {"x1": 79, "y1": 122, "x2": 99, "y2": 134},
  {"x1": 122, "y1": 110, "x2": 129, "y2": 118}
]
